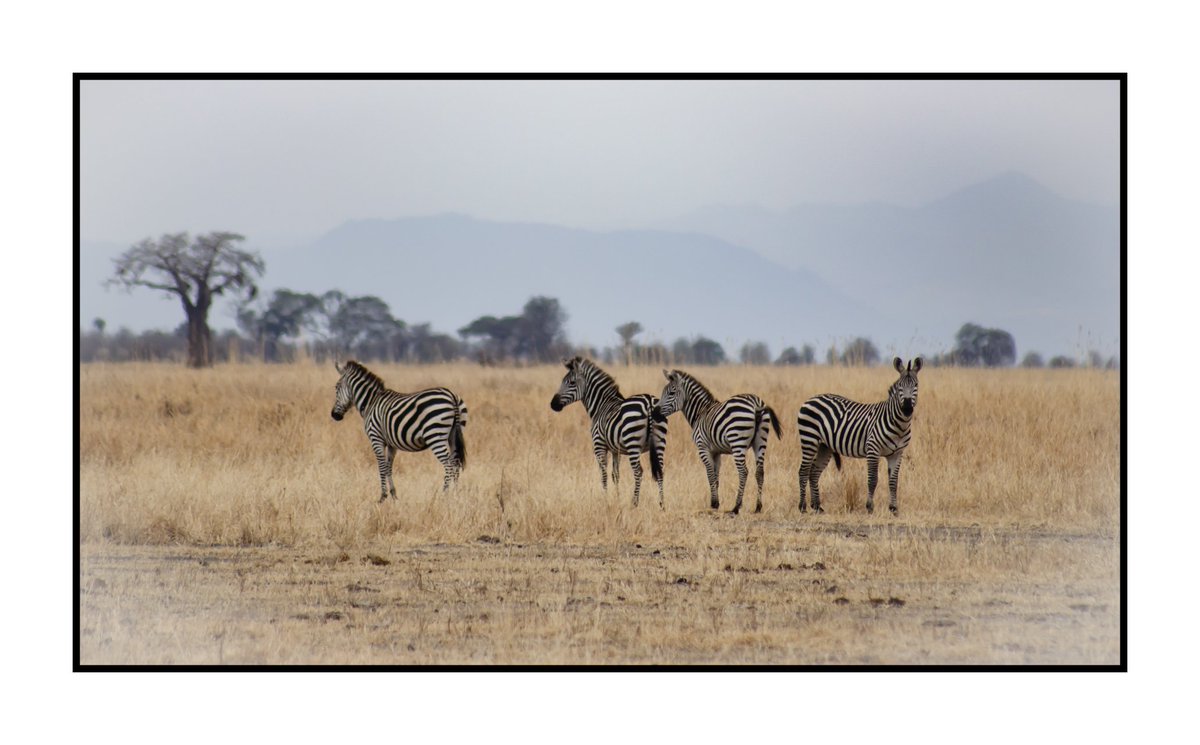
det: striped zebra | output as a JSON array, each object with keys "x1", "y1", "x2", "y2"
[
  {"x1": 551, "y1": 356, "x2": 667, "y2": 508},
  {"x1": 330, "y1": 360, "x2": 468, "y2": 502},
  {"x1": 652, "y1": 369, "x2": 782, "y2": 514},
  {"x1": 796, "y1": 357, "x2": 922, "y2": 515}
]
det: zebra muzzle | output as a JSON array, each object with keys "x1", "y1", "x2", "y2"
[
  {"x1": 550, "y1": 396, "x2": 565, "y2": 412},
  {"x1": 651, "y1": 407, "x2": 667, "y2": 422},
  {"x1": 331, "y1": 409, "x2": 344, "y2": 421}
]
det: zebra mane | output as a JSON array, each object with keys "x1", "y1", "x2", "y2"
[
  {"x1": 671, "y1": 369, "x2": 716, "y2": 404},
  {"x1": 576, "y1": 358, "x2": 623, "y2": 398},
  {"x1": 344, "y1": 360, "x2": 386, "y2": 391}
]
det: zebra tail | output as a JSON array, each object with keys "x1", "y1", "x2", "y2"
[
  {"x1": 452, "y1": 401, "x2": 467, "y2": 469},
  {"x1": 649, "y1": 422, "x2": 664, "y2": 482},
  {"x1": 763, "y1": 405, "x2": 783, "y2": 440},
  {"x1": 833, "y1": 451, "x2": 842, "y2": 470}
]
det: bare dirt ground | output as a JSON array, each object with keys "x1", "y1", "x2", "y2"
[{"x1": 79, "y1": 516, "x2": 1119, "y2": 666}]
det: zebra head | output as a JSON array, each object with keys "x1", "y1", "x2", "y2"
[
  {"x1": 550, "y1": 356, "x2": 584, "y2": 411},
  {"x1": 331, "y1": 360, "x2": 354, "y2": 421},
  {"x1": 889, "y1": 357, "x2": 923, "y2": 418},
  {"x1": 652, "y1": 369, "x2": 681, "y2": 422}
]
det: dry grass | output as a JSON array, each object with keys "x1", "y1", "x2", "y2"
[{"x1": 78, "y1": 362, "x2": 1121, "y2": 665}]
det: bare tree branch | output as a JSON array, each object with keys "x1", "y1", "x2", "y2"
[{"x1": 106, "y1": 231, "x2": 265, "y2": 367}]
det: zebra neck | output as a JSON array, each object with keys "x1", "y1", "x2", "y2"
[
  {"x1": 353, "y1": 381, "x2": 383, "y2": 414},
  {"x1": 582, "y1": 385, "x2": 622, "y2": 420},
  {"x1": 885, "y1": 399, "x2": 912, "y2": 428},
  {"x1": 681, "y1": 392, "x2": 716, "y2": 428}
]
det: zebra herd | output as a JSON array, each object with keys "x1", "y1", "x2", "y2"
[{"x1": 330, "y1": 355, "x2": 922, "y2": 514}]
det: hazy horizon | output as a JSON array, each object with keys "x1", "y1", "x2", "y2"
[{"x1": 78, "y1": 79, "x2": 1121, "y2": 360}]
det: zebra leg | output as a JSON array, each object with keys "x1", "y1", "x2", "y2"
[
  {"x1": 865, "y1": 452, "x2": 880, "y2": 513},
  {"x1": 371, "y1": 441, "x2": 391, "y2": 503},
  {"x1": 386, "y1": 445, "x2": 398, "y2": 500},
  {"x1": 730, "y1": 449, "x2": 749, "y2": 515},
  {"x1": 753, "y1": 446, "x2": 763, "y2": 511},
  {"x1": 628, "y1": 452, "x2": 644, "y2": 507},
  {"x1": 809, "y1": 447, "x2": 832, "y2": 514},
  {"x1": 699, "y1": 451, "x2": 721, "y2": 509},
  {"x1": 431, "y1": 440, "x2": 456, "y2": 492},
  {"x1": 651, "y1": 424, "x2": 666, "y2": 509},
  {"x1": 594, "y1": 445, "x2": 609, "y2": 490},
  {"x1": 611, "y1": 451, "x2": 620, "y2": 489},
  {"x1": 798, "y1": 442, "x2": 815, "y2": 512},
  {"x1": 752, "y1": 425, "x2": 768, "y2": 513},
  {"x1": 886, "y1": 452, "x2": 904, "y2": 515},
  {"x1": 657, "y1": 422, "x2": 667, "y2": 508}
]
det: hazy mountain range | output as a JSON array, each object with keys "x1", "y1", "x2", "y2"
[{"x1": 78, "y1": 172, "x2": 1121, "y2": 359}]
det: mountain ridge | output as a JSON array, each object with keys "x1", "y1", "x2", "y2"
[
  {"x1": 659, "y1": 172, "x2": 1120, "y2": 357},
  {"x1": 78, "y1": 172, "x2": 1120, "y2": 358}
]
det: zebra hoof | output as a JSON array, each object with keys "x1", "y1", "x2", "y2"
[
  {"x1": 814, "y1": 506, "x2": 824, "y2": 514},
  {"x1": 728, "y1": 508, "x2": 740, "y2": 516},
  {"x1": 754, "y1": 505, "x2": 762, "y2": 514},
  {"x1": 889, "y1": 506, "x2": 899, "y2": 515}
]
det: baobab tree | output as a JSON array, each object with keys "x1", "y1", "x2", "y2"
[{"x1": 107, "y1": 231, "x2": 264, "y2": 367}]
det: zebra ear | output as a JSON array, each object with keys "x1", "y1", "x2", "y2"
[
  {"x1": 334, "y1": 360, "x2": 344, "y2": 374},
  {"x1": 563, "y1": 357, "x2": 577, "y2": 369},
  {"x1": 911, "y1": 357, "x2": 923, "y2": 374},
  {"x1": 662, "y1": 369, "x2": 672, "y2": 380},
  {"x1": 893, "y1": 357, "x2": 905, "y2": 374}
]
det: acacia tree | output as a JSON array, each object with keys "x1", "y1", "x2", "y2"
[
  {"x1": 616, "y1": 321, "x2": 643, "y2": 365},
  {"x1": 320, "y1": 292, "x2": 404, "y2": 360},
  {"x1": 671, "y1": 336, "x2": 725, "y2": 365},
  {"x1": 108, "y1": 232, "x2": 264, "y2": 368},
  {"x1": 518, "y1": 296, "x2": 568, "y2": 362},
  {"x1": 840, "y1": 337, "x2": 880, "y2": 366},
  {"x1": 459, "y1": 296, "x2": 568, "y2": 364},
  {"x1": 739, "y1": 341, "x2": 771, "y2": 365},
  {"x1": 237, "y1": 289, "x2": 323, "y2": 362},
  {"x1": 776, "y1": 345, "x2": 815, "y2": 366},
  {"x1": 459, "y1": 314, "x2": 521, "y2": 362},
  {"x1": 953, "y1": 323, "x2": 1016, "y2": 367}
]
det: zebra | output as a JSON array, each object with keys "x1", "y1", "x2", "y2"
[
  {"x1": 330, "y1": 360, "x2": 468, "y2": 502},
  {"x1": 652, "y1": 369, "x2": 782, "y2": 515},
  {"x1": 550, "y1": 356, "x2": 667, "y2": 508},
  {"x1": 796, "y1": 356, "x2": 922, "y2": 515}
]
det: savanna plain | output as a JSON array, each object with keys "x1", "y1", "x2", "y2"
[{"x1": 78, "y1": 362, "x2": 1121, "y2": 665}]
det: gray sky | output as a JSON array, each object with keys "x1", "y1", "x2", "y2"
[{"x1": 80, "y1": 79, "x2": 1119, "y2": 245}]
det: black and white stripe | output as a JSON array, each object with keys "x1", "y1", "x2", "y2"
[
  {"x1": 796, "y1": 356, "x2": 922, "y2": 514},
  {"x1": 331, "y1": 360, "x2": 467, "y2": 502},
  {"x1": 551, "y1": 356, "x2": 667, "y2": 507},
  {"x1": 652, "y1": 369, "x2": 782, "y2": 514}
]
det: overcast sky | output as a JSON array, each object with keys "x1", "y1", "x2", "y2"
[{"x1": 80, "y1": 79, "x2": 1119, "y2": 245}]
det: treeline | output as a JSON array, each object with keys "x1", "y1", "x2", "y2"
[
  {"x1": 92, "y1": 231, "x2": 1117, "y2": 368},
  {"x1": 80, "y1": 301, "x2": 1119, "y2": 371},
  {"x1": 926, "y1": 323, "x2": 1120, "y2": 370},
  {"x1": 81, "y1": 291, "x2": 571, "y2": 365}
]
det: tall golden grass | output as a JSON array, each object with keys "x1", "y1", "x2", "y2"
[
  {"x1": 78, "y1": 362, "x2": 1121, "y2": 665},
  {"x1": 80, "y1": 362, "x2": 1118, "y2": 543}
]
